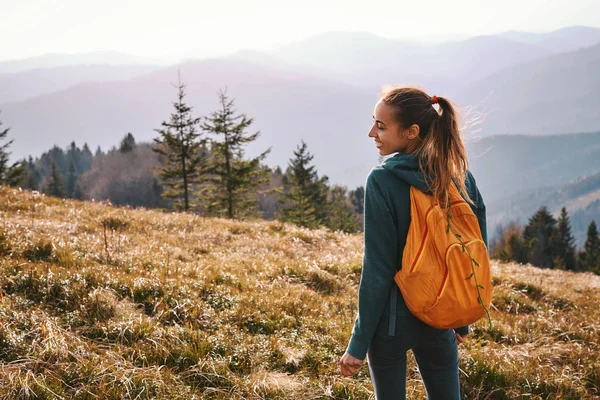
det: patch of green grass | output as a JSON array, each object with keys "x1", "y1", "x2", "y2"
[
  {"x1": 493, "y1": 292, "x2": 537, "y2": 314},
  {"x1": 23, "y1": 239, "x2": 53, "y2": 262},
  {"x1": 513, "y1": 281, "x2": 546, "y2": 301},
  {"x1": 305, "y1": 270, "x2": 343, "y2": 295}
]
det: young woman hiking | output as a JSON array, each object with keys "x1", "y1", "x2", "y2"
[{"x1": 339, "y1": 86, "x2": 487, "y2": 399}]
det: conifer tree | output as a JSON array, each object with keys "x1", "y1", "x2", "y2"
[
  {"x1": 153, "y1": 77, "x2": 207, "y2": 211},
  {"x1": 279, "y1": 141, "x2": 328, "y2": 228},
  {"x1": 66, "y1": 141, "x2": 80, "y2": 169},
  {"x1": 41, "y1": 146, "x2": 66, "y2": 177},
  {"x1": 46, "y1": 160, "x2": 66, "y2": 197},
  {"x1": 23, "y1": 156, "x2": 40, "y2": 190},
  {"x1": 120, "y1": 133, "x2": 136, "y2": 153},
  {"x1": 350, "y1": 186, "x2": 365, "y2": 215},
  {"x1": 327, "y1": 185, "x2": 359, "y2": 233},
  {"x1": 66, "y1": 160, "x2": 78, "y2": 198},
  {"x1": 579, "y1": 220, "x2": 600, "y2": 274},
  {"x1": 202, "y1": 89, "x2": 271, "y2": 218},
  {"x1": 0, "y1": 112, "x2": 25, "y2": 187},
  {"x1": 523, "y1": 206, "x2": 557, "y2": 268},
  {"x1": 553, "y1": 207, "x2": 576, "y2": 270},
  {"x1": 81, "y1": 143, "x2": 93, "y2": 171},
  {"x1": 73, "y1": 179, "x2": 84, "y2": 200}
]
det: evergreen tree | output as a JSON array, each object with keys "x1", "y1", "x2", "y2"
[
  {"x1": 350, "y1": 186, "x2": 365, "y2": 214},
  {"x1": 73, "y1": 178, "x2": 84, "y2": 200},
  {"x1": 579, "y1": 220, "x2": 600, "y2": 274},
  {"x1": 95, "y1": 146, "x2": 103, "y2": 158},
  {"x1": 23, "y1": 156, "x2": 40, "y2": 190},
  {"x1": 202, "y1": 89, "x2": 271, "y2": 218},
  {"x1": 0, "y1": 112, "x2": 25, "y2": 187},
  {"x1": 553, "y1": 207, "x2": 576, "y2": 270},
  {"x1": 46, "y1": 160, "x2": 66, "y2": 197},
  {"x1": 153, "y1": 77, "x2": 208, "y2": 211},
  {"x1": 48, "y1": 145, "x2": 67, "y2": 171},
  {"x1": 120, "y1": 133, "x2": 136, "y2": 153},
  {"x1": 327, "y1": 185, "x2": 359, "y2": 233},
  {"x1": 523, "y1": 206, "x2": 557, "y2": 268},
  {"x1": 279, "y1": 141, "x2": 329, "y2": 228},
  {"x1": 66, "y1": 141, "x2": 80, "y2": 169},
  {"x1": 506, "y1": 232, "x2": 528, "y2": 264},
  {"x1": 81, "y1": 143, "x2": 93, "y2": 171},
  {"x1": 66, "y1": 160, "x2": 78, "y2": 198}
]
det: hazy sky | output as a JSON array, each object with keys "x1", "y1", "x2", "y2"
[{"x1": 2, "y1": 0, "x2": 600, "y2": 61}]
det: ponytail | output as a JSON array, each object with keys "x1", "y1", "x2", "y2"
[{"x1": 380, "y1": 86, "x2": 473, "y2": 208}]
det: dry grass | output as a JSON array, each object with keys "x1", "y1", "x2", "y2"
[{"x1": 0, "y1": 186, "x2": 598, "y2": 399}]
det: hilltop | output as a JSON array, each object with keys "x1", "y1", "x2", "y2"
[{"x1": 0, "y1": 186, "x2": 598, "y2": 399}]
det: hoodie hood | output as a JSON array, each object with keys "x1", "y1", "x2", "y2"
[{"x1": 381, "y1": 153, "x2": 431, "y2": 192}]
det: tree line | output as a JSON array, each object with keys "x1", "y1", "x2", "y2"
[
  {"x1": 0, "y1": 79, "x2": 364, "y2": 233},
  {"x1": 491, "y1": 206, "x2": 600, "y2": 275}
]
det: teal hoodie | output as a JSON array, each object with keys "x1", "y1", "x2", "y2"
[{"x1": 346, "y1": 153, "x2": 487, "y2": 361}]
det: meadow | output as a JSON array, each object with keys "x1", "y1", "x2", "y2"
[{"x1": 0, "y1": 185, "x2": 598, "y2": 399}]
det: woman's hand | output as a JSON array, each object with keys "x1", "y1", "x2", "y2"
[
  {"x1": 455, "y1": 333, "x2": 468, "y2": 345},
  {"x1": 340, "y1": 352, "x2": 364, "y2": 376}
]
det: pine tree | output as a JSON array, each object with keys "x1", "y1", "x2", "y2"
[
  {"x1": 153, "y1": 76, "x2": 208, "y2": 211},
  {"x1": 73, "y1": 179, "x2": 84, "y2": 200},
  {"x1": 46, "y1": 160, "x2": 66, "y2": 197},
  {"x1": 120, "y1": 133, "x2": 136, "y2": 153},
  {"x1": 23, "y1": 156, "x2": 40, "y2": 190},
  {"x1": 553, "y1": 207, "x2": 576, "y2": 270},
  {"x1": 66, "y1": 141, "x2": 80, "y2": 169},
  {"x1": 506, "y1": 232, "x2": 528, "y2": 264},
  {"x1": 279, "y1": 141, "x2": 329, "y2": 228},
  {"x1": 523, "y1": 206, "x2": 557, "y2": 268},
  {"x1": 95, "y1": 146, "x2": 103, "y2": 158},
  {"x1": 0, "y1": 112, "x2": 25, "y2": 187},
  {"x1": 42, "y1": 146, "x2": 66, "y2": 177},
  {"x1": 202, "y1": 89, "x2": 271, "y2": 218},
  {"x1": 327, "y1": 185, "x2": 359, "y2": 233},
  {"x1": 66, "y1": 160, "x2": 78, "y2": 198},
  {"x1": 579, "y1": 220, "x2": 600, "y2": 274},
  {"x1": 350, "y1": 186, "x2": 365, "y2": 215},
  {"x1": 81, "y1": 143, "x2": 93, "y2": 171}
]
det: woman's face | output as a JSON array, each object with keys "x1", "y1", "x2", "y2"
[{"x1": 368, "y1": 100, "x2": 411, "y2": 156}]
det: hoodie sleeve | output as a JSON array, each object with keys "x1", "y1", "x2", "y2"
[
  {"x1": 455, "y1": 170, "x2": 488, "y2": 337},
  {"x1": 346, "y1": 169, "x2": 398, "y2": 361}
]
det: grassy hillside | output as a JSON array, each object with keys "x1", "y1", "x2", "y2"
[{"x1": 0, "y1": 186, "x2": 598, "y2": 399}]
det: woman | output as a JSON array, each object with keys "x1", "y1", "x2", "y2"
[{"x1": 339, "y1": 86, "x2": 487, "y2": 399}]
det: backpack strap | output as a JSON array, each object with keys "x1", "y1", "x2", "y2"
[{"x1": 388, "y1": 284, "x2": 397, "y2": 336}]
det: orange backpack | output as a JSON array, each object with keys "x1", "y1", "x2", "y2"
[{"x1": 394, "y1": 183, "x2": 492, "y2": 330}]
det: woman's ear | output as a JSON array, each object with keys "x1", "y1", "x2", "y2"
[{"x1": 407, "y1": 124, "x2": 420, "y2": 139}]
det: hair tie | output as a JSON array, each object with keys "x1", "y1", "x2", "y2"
[{"x1": 431, "y1": 95, "x2": 438, "y2": 105}]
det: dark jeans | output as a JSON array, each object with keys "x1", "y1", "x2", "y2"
[{"x1": 367, "y1": 293, "x2": 460, "y2": 400}]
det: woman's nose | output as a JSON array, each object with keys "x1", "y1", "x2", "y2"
[{"x1": 368, "y1": 126, "x2": 376, "y2": 137}]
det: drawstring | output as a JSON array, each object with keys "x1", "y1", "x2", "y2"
[{"x1": 388, "y1": 284, "x2": 397, "y2": 336}]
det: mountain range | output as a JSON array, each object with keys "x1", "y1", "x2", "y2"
[
  {"x1": 487, "y1": 170, "x2": 600, "y2": 246},
  {"x1": 1, "y1": 25, "x2": 599, "y2": 238}
]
